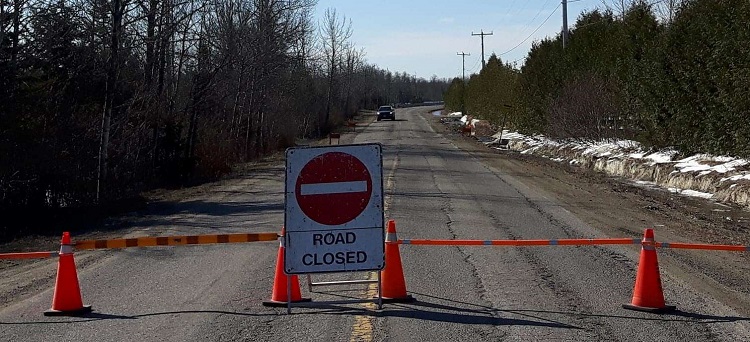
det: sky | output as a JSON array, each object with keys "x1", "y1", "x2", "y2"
[{"x1": 314, "y1": 0, "x2": 607, "y2": 80}]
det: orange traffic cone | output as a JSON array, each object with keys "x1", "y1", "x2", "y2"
[
  {"x1": 380, "y1": 220, "x2": 415, "y2": 303},
  {"x1": 622, "y1": 228, "x2": 675, "y2": 313},
  {"x1": 262, "y1": 228, "x2": 310, "y2": 307},
  {"x1": 44, "y1": 232, "x2": 92, "y2": 316}
]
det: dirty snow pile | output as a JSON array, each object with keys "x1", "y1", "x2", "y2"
[{"x1": 487, "y1": 129, "x2": 750, "y2": 209}]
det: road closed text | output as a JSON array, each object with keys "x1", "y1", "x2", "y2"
[
  {"x1": 284, "y1": 228, "x2": 384, "y2": 273},
  {"x1": 302, "y1": 251, "x2": 367, "y2": 266},
  {"x1": 302, "y1": 232, "x2": 367, "y2": 266}
]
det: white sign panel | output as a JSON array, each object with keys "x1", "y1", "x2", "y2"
[{"x1": 284, "y1": 143, "x2": 384, "y2": 274}]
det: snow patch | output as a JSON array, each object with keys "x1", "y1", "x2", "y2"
[{"x1": 484, "y1": 129, "x2": 750, "y2": 208}]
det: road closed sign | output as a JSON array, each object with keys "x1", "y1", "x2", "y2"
[{"x1": 284, "y1": 143, "x2": 384, "y2": 274}]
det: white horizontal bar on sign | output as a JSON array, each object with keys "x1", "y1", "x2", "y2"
[{"x1": 300, "y1": 181, "x2": 368, "y2": 195}]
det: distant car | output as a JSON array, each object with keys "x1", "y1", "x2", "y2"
[{"x1": 377, "y1": 106, "x2": 395, "y2": 121}]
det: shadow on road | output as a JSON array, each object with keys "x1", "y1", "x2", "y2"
[
  {"x1": 282, "y1": 291, "x2": 580, "y2": 328},
  {"x1": 2, "y1": 293, "x2": 746, "y2": 327},
  {"x1": 411, "y1": 292, "x2": 750, "y2": 324},
  {"x1": 0, "y1": 310, "x2": 272, "y2": 325}
]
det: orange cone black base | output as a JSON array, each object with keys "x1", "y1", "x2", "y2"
[
  {"x1": 623, "y1": 228, "x2": 675, "y2": 314},
  {"x1": 380, "y1": 220, "x2": 415, "y2": 303},
  {"x1": 44, "y1": 232, "x2": 92, "y2": 316},
  {"x1": 44, "y1": 305, "x2": 93, "y2": 316},
  {"x1": 622, "y1": 303, "x2": 676, "y2": 314},
  {"x1": 263, "y1": 228, "x2": 310, "y2": 307},
  {"x1": 262, "y1": 297, "x2": 312, "y2": 308},
  {"x1": 380, "y1": 294, "x2": 416, "y2": 304}
]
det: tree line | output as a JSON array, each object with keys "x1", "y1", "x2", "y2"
[
  {"x1": 0, "y1": 0, "x2": 449, "y2": 240},
  {"x1": 444, "y1": 0, "x2": 750, "y2": 157}
]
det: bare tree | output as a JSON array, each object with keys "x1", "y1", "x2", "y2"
[
  {"x1": 656, "y1": 0, "x2": 684, "y2": 23},
  {"x1": 548, "y1": 74, "x2": 622, "y2": 140},
  {"x1": 600, "y1": 0, "x2": 646, "y2": 16},
  {"x1": 0, "y1": 0, "x2": 450, "y2": 240},
  {"x1": 319, "y1": 7, "x2": 351, "y2": 132},
  {"x1": 1, "y1": 0, "x2": 28, "y2": 65},
  {"x1": 340, "y1": 42, "x2": 365, "y2": 118},
  {"x1": 97, "y1": 0, "x2": 127, "y2": 201}
]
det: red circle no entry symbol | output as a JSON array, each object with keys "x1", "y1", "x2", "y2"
[{"x1": 295, "y1": 152, "x2": 372, "y2": 225}]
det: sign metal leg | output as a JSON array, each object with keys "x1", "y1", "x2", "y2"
[
  {"x1": 377, "y1": 270, "x2": 383, "y2": 310},
  {"x1": 287, "y1": 276, "x2": 292, "y2": 314}
]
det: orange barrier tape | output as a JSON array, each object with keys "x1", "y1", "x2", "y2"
[
  {"x1": 74, "y1": 232, "x2": 279, "y2": 250},
  {"x1": 5, "y1": 235, "x2": 746, "y2": 258},
  {"x1": 654, "y1": 242, "x2": 749, "y2": 252},
  {"x1": 0, "y1": 251, "x2": 58, "y2": 260},
  {"x1": 398, "y1": 238, "x2": 640, "y2": 246},
  {"x1": 398, "y1": 238, "x2": 749, "y2": 252}
]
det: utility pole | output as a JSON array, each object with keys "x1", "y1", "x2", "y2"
[
  {"x1": 456, "y1": 52, "x2": 470, "y2": 115},
  {"x1": 562, "y1": 0, "x2": 569, "y2": 49},
  {"x1": 471, "y1": 30, "x2": 493, "y2": 69},
  {"x1": 457, "y1": 52, "x2": 470, "y2": 81}
]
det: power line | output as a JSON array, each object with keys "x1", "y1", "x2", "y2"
[
  {"x1": 499, "y1": 3, "x2": 561, "y2": 56},
  {"x1": 488, "y1": 0, "x2": 551, "y2": 54},
  {"x1": 511, "y1": 0, "x2": 534, "y2": 19},
  {"x1": 513, "y1": 0, "x2": 554, "y2": 43},
  {"x1": 510, "y1": 55, "x2": 526, "y2": 65},
  {"x1": 508, "y1": 0, "x2": 668, "y2": 66},
  {"x1": 505, "y1": 0, "x2": 520, "y2": 16},
  {"x1": 467, "y1": 58, "x2": 482, "y2": 75}
]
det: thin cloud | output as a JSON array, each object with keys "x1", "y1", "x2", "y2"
[{"x1": 439, "y1": 17, "x2": 455, "y2": 23}]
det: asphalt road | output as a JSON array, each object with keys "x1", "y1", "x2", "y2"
[{"x1": 1, "y1": 106, "x2": 749, "y2": 341}]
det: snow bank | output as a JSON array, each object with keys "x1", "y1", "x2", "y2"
[{"x1": 495, "y1": 131, "x2": 750, "y2": 209}]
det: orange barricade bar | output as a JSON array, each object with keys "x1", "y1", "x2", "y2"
[
  {"x1": 0, "y1": 251, "x2": 59, "y2": 260},
  {"x1": 398, "y1": 238, "x2": 749, "y2": 252},
  {"x1": 655, "y1": 242, "x2": 749, "y2": 252},
  {"x1": 74, "y1": 232, "x2": 279, "y2": 250},
  {"x1": 398, "y1": 238, "x2": 640, "y2": 246}
]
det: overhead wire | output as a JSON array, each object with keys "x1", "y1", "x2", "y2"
[
  {"x1": 512, "y1": 0, "x2": 554, "y2": 43},
  {"x1": 485, "y1": 0, "x2": 551, "y2": 58},
  {"x1": 510, "y1": 0, "x2": 534, "y2": 22},
  {"x1": 499, "y1": 3, "x2": 562, "y2": 56},
  {"x1": 476, "y1": 0, "x2": 555, "y2": 69},
  {"x1": 505, "y1": 0, "x2": 521, "y2": 17},
  {"x1": 495, "y1": 0, "x2": 555, "y2": 66},
  {"x1": 508, "y1": 0, "x2": 668, "y2": 67},
  {"x1": 509, "y1": 54, "x2": 527, "y2": 66},
  {"x1": 467, "y1": 57, "x2": 482, "y2": 75}
]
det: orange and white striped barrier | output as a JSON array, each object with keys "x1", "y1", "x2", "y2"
[
  {"x1": 0, "y1": 233, "x2": 279, "y2": 258},
  {"x1": 398, "y1": 238, "x2": 640, "y2": 246},
  {"x1": 0, "y1": 251, "x2": 59, "y2": 260},
  {"x1": 652, "y1": 242, "x2": 749, "y2": 252},
  {"x1": 397, "y1": 238, "x2": 750, "y2": 251},
  {"x1": 74, "y1": 232, "x2": 279, "y2": 250},
  {"x1": 2, "y1": 234, "x2": 747, "y2": 259}
]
